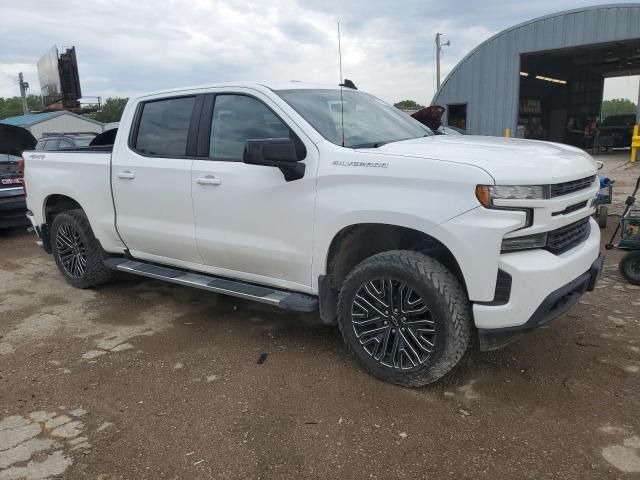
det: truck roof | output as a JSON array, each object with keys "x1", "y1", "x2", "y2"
[{"x1": 132, "y1": 81, "x2": 343, "y2": 102}]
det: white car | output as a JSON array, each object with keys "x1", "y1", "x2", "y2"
[{"x1": 23, "y1": 82, "x2": 602, "y2": 386}]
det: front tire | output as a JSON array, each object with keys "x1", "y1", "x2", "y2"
[
  {"x1": 51, "y1": 209, "x2": 114, "y2": 288},
  {"x1": 619, "y1": 251, "x2": 640, "y2": 286},
  {"x1": 337, "y1": 251, "x2": 472, "y2": 387}
]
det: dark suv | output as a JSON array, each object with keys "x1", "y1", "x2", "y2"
[{"x1": 35, "y1": 134, "x2": 96, "y2": 150}]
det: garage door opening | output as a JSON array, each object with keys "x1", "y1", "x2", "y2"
[
  {"x1": 597, "y1": 76, "x2": 640, "y2": 152},
  {"x1": 518, "y1": 40, "x2": 640, "y2": 148},
  {"x1": 447, "y1": 104, "x2": 467, "y2": 131}
]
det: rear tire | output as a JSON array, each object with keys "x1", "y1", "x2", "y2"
[
  {"x1": 51, "y1": 209, "x2": 114, "y2": 288},
  {"x1": 337, "y1": 250, "x2": 472, "y2": 387},
  {"x1": 619, "y1": 251, "x2": 640, "y2": 286}
]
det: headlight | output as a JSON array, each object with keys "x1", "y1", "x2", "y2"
[
  {"x1": 476, "y1": 185, "x2": 549, "y2": 207},
  {"x1": 501, "y1": 232, "x2": 548, "y2": 252}
]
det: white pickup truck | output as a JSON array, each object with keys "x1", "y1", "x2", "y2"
[{"x1": 23, "y1": 82, "x2": 602, "y2": 386}]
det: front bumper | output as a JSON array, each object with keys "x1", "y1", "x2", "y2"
[
  {"x1": 478, "y1": 253, "x2": 602, "y2": 350},
  {"x1": 474, "y1": 217, "x2": 601, "y2": 349}
]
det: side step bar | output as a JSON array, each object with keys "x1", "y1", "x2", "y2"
[{"x1": 103, "y1": 258, "x2": 318, "y2": 313}]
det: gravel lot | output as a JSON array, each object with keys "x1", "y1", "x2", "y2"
[{"x1": 1, "y1": 156, "x2": 639, "y2": 479}]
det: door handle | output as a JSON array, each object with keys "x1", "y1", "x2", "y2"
[
  {"x1": 196, "y1": 176, "x2": 222, "y2": 186},
  {"x1": 116, "y1": 171, "x2": 136, "y2": 180}
]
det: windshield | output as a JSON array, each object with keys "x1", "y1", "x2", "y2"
[{"x1": 276, "y1": 88, "x2": 431, "y2": 148}]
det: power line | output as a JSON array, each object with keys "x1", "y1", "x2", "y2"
[{"x1": 0, "y1": 70, "x2": 18, "y2": 83}]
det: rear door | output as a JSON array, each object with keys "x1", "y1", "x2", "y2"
[{"x1": 111, "y1": 95, "x2": 202, "y2": 264}]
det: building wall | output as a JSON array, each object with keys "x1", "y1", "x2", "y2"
[
  {"x1": 432, "y1": 4, "x2": 640, "y2": 136},
  {"x1": 29, "y1": 114, "x2": 103, "y2": 139}
]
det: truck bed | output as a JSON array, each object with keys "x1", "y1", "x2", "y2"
[{"x1": 23, "y1": 148, "x2": 125, "y2": 253}]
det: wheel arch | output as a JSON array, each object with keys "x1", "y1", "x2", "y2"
[
  {"x1": 318, "y1": 223, "x2": 468, "y2": 325},
  {"x1": 43, "y1": 194, "x2": 84, "y2": 225},
  {"x1": 41, "y1": 194, "x2": 85, "y2": 254},
  {"x1": 325, "y1": 223, "x2": 468, "y2": 293}
]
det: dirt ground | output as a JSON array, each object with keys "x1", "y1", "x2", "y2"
[{"x1": 1, "y1": 155, "x2": 639, "y2": 479}]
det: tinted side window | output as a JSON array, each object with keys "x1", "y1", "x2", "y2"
[
  {"x1": 134, "y1": 96, "x2": 195, "y2": 157},
  {"x1": 210, "y1": 95, "x2": 292, "y2": 161}
]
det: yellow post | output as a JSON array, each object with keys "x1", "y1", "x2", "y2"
[
  {"x1": 505, "y1": 128, "x2": 511, "y2": 138},
  {"x1": 632, "y1": 125, "x2": 640, "y2": 163}
]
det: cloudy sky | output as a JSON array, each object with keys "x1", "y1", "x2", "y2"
[{"x1": 0, "y1": 0, "x2": 638, "y2": 105}]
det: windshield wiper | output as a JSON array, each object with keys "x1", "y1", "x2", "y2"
[
  {"x1": 350, "y1": 141, "x2": 389, "y2": 149},
  {"x1": 350, "y1": 134, "x2": 431, "y2": 149}
]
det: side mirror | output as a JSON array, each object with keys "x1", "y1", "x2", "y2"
[{"x1": 243, "y1": 138, "x2": 305, "y2": 181}]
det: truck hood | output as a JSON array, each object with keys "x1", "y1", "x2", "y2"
[{"x1": 370, "y1": 135, "x2": 597, "y2": 184}]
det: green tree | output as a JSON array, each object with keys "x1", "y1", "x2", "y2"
[
  {"x1": 601, "y1": 98, "x2": 637, "y2": 119},
  {"x1": 93, "y1": 97, "x2": 128, "y2": 123},
  {"x1": 393, "y1": 100, "x2": 425, "y2": 111},
  {"x1": 0, "y1": 95, "x2": 44, "y2": 120}
]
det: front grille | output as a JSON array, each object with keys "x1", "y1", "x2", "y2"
[
  {"x1": 552, "y1": 201, "x2": 588, "y2": 216},
  {"x1": 546, "y1": 217, "x2": 590, "y2": 254},
  {"x1": 550, "y1": 175, "x2": 596, "y2": 198}
]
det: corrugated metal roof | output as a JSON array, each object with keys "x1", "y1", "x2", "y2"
[
  {"x1": 0, "y1": 112, "x2": 61, "y2": 126},
  {"x1": 0, "y1": 110, "x2": 105, "y2": 128},
  {"x1": 432, "y1": 3, "x2": 640, "y2": 136}
]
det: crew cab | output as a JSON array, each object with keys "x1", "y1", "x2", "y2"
[{"x1": 23, "y1": 82, "x2": 602, "y2": 386}]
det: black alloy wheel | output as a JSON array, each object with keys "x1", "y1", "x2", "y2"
[{"x1": 351, "y1": 278, "x2": 436, "y2": 370}]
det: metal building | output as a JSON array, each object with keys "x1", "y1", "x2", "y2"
[
  {"x1": 432, "y1": 4, "x2": 640, "y2": 145},
  {"x1": 0, "y1": 111, "x2": 104, "y2": 139}
]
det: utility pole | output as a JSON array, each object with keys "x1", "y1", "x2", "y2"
[
  {"x1": 636, "y1": 78, "x2": 640, "y2": 125},
  {"x1": 435, "y1": 33, "x2": 450, "y2": 91},
  {"x1": 18, "y1": 72, "x2": 29, "y2": 115}
]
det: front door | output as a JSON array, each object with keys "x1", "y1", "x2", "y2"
[
  {"x1": 112, "y1": 95, "x2": 201, "y2": 264},
  {"x1": 191, "y1": 90, "x2": 317, "y2": 291}
]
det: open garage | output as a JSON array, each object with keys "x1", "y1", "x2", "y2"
[{"x1": 432, "y1": 4, "x2": 640, "y2": 147}]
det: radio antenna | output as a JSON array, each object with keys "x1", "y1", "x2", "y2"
[{"x1": 338, "y1": 21, "x2": 345, "y2": 147}]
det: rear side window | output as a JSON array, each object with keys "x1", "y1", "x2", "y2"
[{"x1": 134, "y1": 96, "x2": 196, "y2": 157}]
